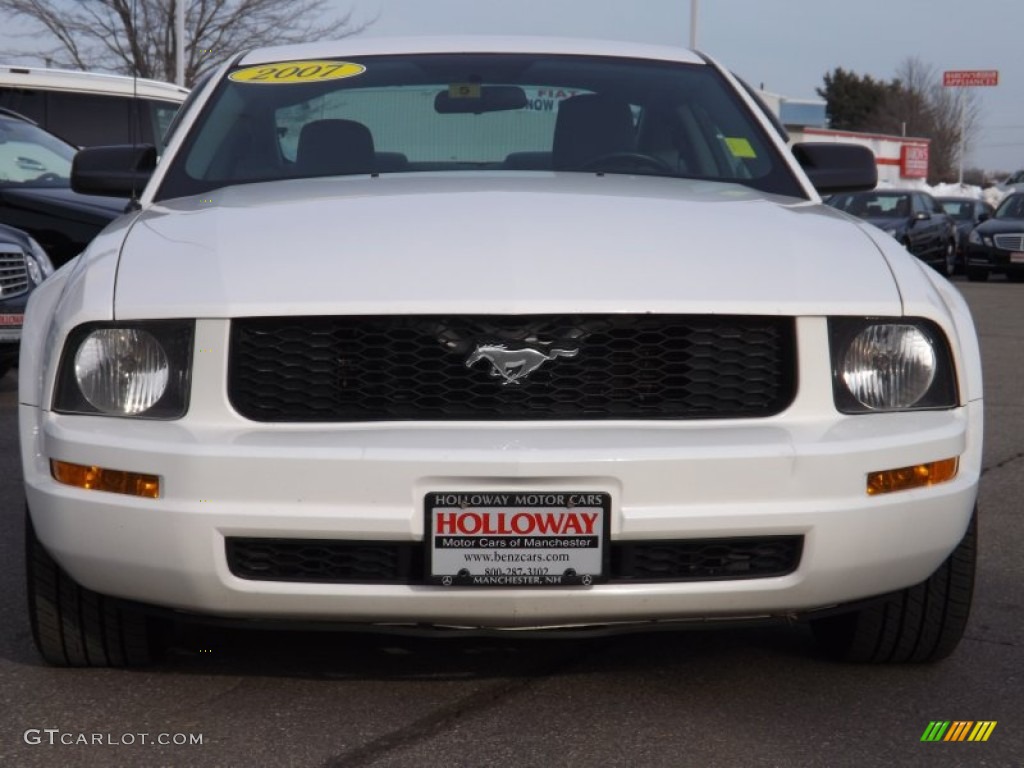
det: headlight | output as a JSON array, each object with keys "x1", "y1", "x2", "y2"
[
  {"x1": 54, "y1": 321, "x2": 194, "y2": 418},
  {"x1": 830, "y1": 318, "x2": 957, "y2": 413},
  {"x1": 25, "y1": 236, "x2": 55, "y2": 285},
  {"x1": 967, "y1": 229, "x2": 982, "y2": 245}
]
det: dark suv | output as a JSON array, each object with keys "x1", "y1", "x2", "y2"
[{"x1": 0, "y1": 108, "x2": 127, "y2": 267}]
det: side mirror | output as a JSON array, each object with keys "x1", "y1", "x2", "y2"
[
  {"x1": 792, "y1": 142, "x2": 877, "y2": 194},
  {"x1": 72, "y1": 144, "x2": 157, "y2": 198}
]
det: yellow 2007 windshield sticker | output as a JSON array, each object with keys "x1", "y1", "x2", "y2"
[
  {"x1": 229, "y1": 61, "x2": 366, "y2": 84},
  {"x1": 724, "y1": 137, "x2": 757, "y2": 159}
]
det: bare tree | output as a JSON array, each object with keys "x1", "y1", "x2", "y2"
[
  {"x1": 0, "y1": 0, "x2": 371, "y2": 86},
  {"x1": 874, "y1": 58, "x2": 981, "y2": 184}
]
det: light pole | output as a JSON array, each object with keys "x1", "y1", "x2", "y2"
[
  {"x1": 690, "y1": 0, "x2": 700, "y2": 49},
  {"x1": 957, "y1": 87, "x2": 966, "y2": 187},
  {"x1": 175, "y1": 0, "x2": 185, "y2": 86}
]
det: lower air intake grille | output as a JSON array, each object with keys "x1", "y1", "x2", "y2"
[{"x1": 226, "y1": 536, "x2": 803, "y2": 584}]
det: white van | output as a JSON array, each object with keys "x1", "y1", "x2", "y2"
[{"x1": 0, "y1": 65, "x2": 189, "y2": 148}]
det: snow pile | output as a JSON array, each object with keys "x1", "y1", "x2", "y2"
[{"x1": 876, "y1": 178, "x2": 1007, "y2": 207}]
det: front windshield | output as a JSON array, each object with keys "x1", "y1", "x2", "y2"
[
  {"x1": 829, "y1": 192, "x2": 912, "y2": 219},
  {"x1": 0, "y1": 117, "x2": 75, "y2": 186},
  {"x1": 940, "y1": 201, "x2": 973, "y2": 221},
  {"x1": 157, "y1": 52, "x2": 803, "y2": 201},
  {"x1": 995, "y1": 194, "x2": 1024, "y2": 219}
]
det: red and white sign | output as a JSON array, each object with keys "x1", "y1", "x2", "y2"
[
  {"x1": 427, "y1": 491, "x2": 609, "y2": 586},
  {"x1": 943, "y1": 70, "x2": 999, "y2": 87},
  {"x1": 900, "y1": 144, "x2": 930, "y2": 179}
]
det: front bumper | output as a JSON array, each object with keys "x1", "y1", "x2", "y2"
[
  {"x1": 966, "y1": 243, "x2": 1024, "y2": 274},
  {"x1": 0, "y1": 292, "x2": 28, "y2": 370},
  {"x1": 22, "y1": 395, "x2": 982, "y2": 628}
]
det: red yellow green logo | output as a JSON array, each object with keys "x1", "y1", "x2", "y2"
[{"x1": 921, "y1": 721, "x2": 997, "y2": 742}]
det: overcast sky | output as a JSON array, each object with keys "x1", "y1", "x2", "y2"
[
  {"x1": 344, "y1": 0, "x2": 1022, "y2": 172},
  {"x1": 1, "y1": 0, "x2": 1020, "y2": 172}
]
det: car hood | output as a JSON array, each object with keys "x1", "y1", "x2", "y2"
[
  {"x1": 114, "y1": 174, "x2": 902, "y2": 318},
  {"x1": 975, "y1": 218, "x2": 1024, "y2": 236},
  {"x1": 0, "y1": 185, "x2": 128, "y2": 221},
  {"x1": 0, "y1": 222, "x2": 33, "y2": 250},
  {"x1": 858, "y1": 216, "x2": 906, "y2": 232}
]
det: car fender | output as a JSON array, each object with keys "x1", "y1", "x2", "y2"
[
  {"x1": 18, "y1": 214, "x2": 137, "y2": 408},
  {"x1": 859, "y1": 225, "x2": 983, "y2": 405}
]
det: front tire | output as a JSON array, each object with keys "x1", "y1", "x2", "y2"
[
  {"x1": 966, "y1": 266, "x2": 989, "y2": 282},
  {"x1": 811, "y1": 509, "x2": 976, "y2": 663},
  {"x1": 26, "y1": 508, "x2": 163, "y2": 667},
  {"x1": 943, "y1": 241, "x2": 956, "y2": 276}
]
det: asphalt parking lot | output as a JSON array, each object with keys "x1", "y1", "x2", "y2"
[{"x1": 0, "y1": 277, "x2": 1021, "y2": 768}]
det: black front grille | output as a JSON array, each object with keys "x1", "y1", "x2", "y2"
[
  {"x1": 226, "y1": 538, "x2": 418, "y2": 584},
  {"x1": 228, "y1": 315, "x2": 796, "y2": 422},
  {"x1": 0, "y1": 247, "x2": 29, "y2": 299},
  {"x1": 226, "y1": 536, "x2": 803, "y2": 584}
]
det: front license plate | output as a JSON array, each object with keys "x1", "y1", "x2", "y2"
[
  {"x1": 426, "y1": 491, "x2": 610, "y2": 587},
  {"x1": 1011, "y1": 252, "x2": 1024, "y2": 264},
  {"x1": 0, "y1": 313, "x2": 22, "y2": 342}
]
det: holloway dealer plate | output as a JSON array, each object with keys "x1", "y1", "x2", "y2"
[{"x1": 426, "y1": 491, "x2": 611, "y2": 586}]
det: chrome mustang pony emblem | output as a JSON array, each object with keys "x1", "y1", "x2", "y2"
[{"x1": 465, "y1": 344, "x2": 578, "y2": 385}]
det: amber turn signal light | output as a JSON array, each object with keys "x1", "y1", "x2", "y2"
[
  {"x1": 866, "y1": 458, "x2": 958, "y2": 495},
  {"x1": 51, "y1": 460, "x2": 160, "y2": 499}
]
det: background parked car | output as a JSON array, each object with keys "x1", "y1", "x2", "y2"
[
  {"x1": 997, "y1": 169, "x2": 1024, "y2": 193},
  {"x1": 965, "y1": 191, "x2": 1024, "y2": 282},
  {"x1": 0, "y1": 65, "x2": 188, "y2": 150},
  {"x1": 936, "y1": 196, "x2": 996, "y2": 273},
  {"x1": 0, "y1": 221, "x2": 54, "y2": 378},
  {"x1": 0, "y1": 108, "x2": 127, "y2": 266},
  {"x1": 827, "y1": 189, "x2": 958, "y2": 275}
]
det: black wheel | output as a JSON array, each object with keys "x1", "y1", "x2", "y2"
[
  {"x1": 939, "y1": 241, "x2": 956, "y2": 277},
  {"x1": 811, "y1": 509, "x2": 976, "y2": 663},
  {"x1": 25, "y1": 507, "x2": 163, "y2": 667},
  {"x1": 966, "y1": 266, "x2": 989, "y2": 282}
]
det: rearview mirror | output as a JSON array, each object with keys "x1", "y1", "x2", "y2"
[{"x1": 435, "y1": 85, "x2": 527, "y2": 114}]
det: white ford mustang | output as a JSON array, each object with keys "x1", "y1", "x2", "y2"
[{"x1": 18, "y1": 36, "x2": 982, "y2": 666}]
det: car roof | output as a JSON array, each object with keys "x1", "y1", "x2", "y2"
[
  {"x1": 0, "y1": 65, "x2": 189, "y2": 102},
  {"x1": 236, "y1": 36, "x2": 706, "y2": 67},
  {"x1": 839, "y1": 190, "x2": 916, "y2": 198}
]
